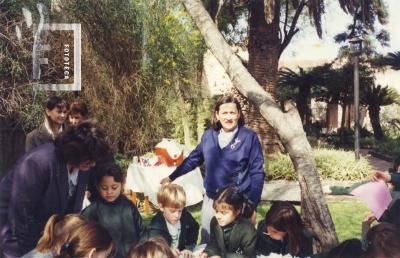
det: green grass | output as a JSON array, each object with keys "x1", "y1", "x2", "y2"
[{"x1": 141, "y1": 200, "x2": 370, "y2": 242}]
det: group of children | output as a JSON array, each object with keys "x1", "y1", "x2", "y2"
[
  {"x1": 21, "y1": 158, "x2": 400, "y2": 258},
  {"x1": 19, "y1": 159, "x2": 312, "y2": 258}
]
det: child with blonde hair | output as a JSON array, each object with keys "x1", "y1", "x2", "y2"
[
  {"x1": 144, "y1": 183, "x2": 199, "y2": 258},
  {"x1": 21, "y1": 214, "x2": 86, "y2": 258},
  {"x1": 127, "y1": 237, "x2": 174, "y2": 258}
]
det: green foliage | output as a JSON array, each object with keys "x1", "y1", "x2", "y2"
[
  {"x1": 114, "y1": 153, "x2": 131, "y2": 173},
  {"x1": 372, "y1": 51, "x2": 400, "y2": 70},
  {"x1": 58, "y1": 0, "x2": 206, "y2": 153},
  {"x1": 266, "y1": 148, "x2": 372, "y2": 181},
  {"x1": 374, "y1": 137, "x2": 400, "y2": 158},
  {"x1": 381, "y1": 104, "x2": 400, "y2": 138},
  {"x1": 326, "y1": 128, "x2": 355, "y2": 149}
]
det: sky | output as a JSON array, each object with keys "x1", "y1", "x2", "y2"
[{"x1": 281, "y1": 0, "x2": 400, "y2": 62}]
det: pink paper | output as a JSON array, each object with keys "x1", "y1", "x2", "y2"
[{"x1": 351, "y1": 181, "x2": 392, "y2": 219}]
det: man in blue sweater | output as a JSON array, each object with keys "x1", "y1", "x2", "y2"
[{"x1": 161, "y1": 95, "x2": 265, "y2": 243}]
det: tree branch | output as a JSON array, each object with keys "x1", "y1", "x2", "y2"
[
  {"x1": 283, "y1": 0, "x2": 289, "y2": 36},
  {"x1": 280, "y1": 0, "x2": 306, "y2": 54}
]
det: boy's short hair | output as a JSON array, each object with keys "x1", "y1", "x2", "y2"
[
  {"x1": 157, "y1": 184, "x2": 186, "y2": 208},
  {"x1": 69, "y1": 101, "x2": 89, "y2": 117}
]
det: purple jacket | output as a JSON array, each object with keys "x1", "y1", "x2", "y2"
[
  {"x1": 0, "y1": 144, "x2": 89, "y2": 257},
  {"x1": 169, "y1": 126, "x2": 265, "y2": 206}
]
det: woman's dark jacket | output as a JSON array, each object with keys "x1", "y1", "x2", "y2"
[
  {"x1": 143, "y1": 208, "x2": 199, "y2": 251},
  {"x1": 82, "y1": 195, "x2": 144, "y2": 258},
  {"x1": 205, "y1": 217, "x2": 257, "y2": 258},
  {"x1": 168, "y1": 126, "x2": 265, "y2": 207},
  {"x1": 0, "y1": 144, "x2": 89, "y2": 257},
  {"x1": 256, "y1": 219, "x2": 314, "y2": 258},
  {"x1": 25, "y1": 122, "x2": 54, "y2": 152}
]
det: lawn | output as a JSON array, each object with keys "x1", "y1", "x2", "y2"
[{"x1": 142, "y1": 199, "x2": 371, "y2": 242}]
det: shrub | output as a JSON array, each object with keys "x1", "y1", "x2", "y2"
[
  {"x1": 265, "y1": 148, "x2": 372, "y2": 181},
  {"x1": 359, "y1": 136, "x2": 377, "y2": 148},
  {"x1": 326, "y1": 128, "x2": 354, "y2": 149},
  {"x1": 375, "y1": 137, "x2": 400, "y2": 158}
]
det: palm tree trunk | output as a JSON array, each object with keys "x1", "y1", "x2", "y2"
[
  {"x1": 368, "y1": 104, "x2": 385, "y2": 140},
  {"x1": 297, "y1": 86, "x2": 311, "y2": 127},
  {"x1": 181, "y1": 0, "x2": 338, "y2": 250},
  {"x1": 326, "y1": 102, "x2": 338, "y2": 132},
  {"x1": 244, "y1": 0, "x2": 282, "y2": 157}
]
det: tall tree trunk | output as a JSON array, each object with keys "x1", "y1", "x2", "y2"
[
  {"x1": 297, "y1": 86, "x2": 311, "y2": 127},
  {"x1": 181, "y1": 0, "x2": 338, "y2": 250},
  {"x1": 368, "y1": 104, "x2": 385, "y2": 140},
  {"x1": 244, "y1": 0, "x2": 282, "y2": 157},
  {"x1": 326, "y1": 102, "x2": 338, "y2": 132},
  {"x1": 340, "y1": 103, "x2": 347, "y2": 129}
]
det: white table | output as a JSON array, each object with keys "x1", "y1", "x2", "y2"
[{"x1": 126, "y1": 163, "x2": 204, "y2": 207}]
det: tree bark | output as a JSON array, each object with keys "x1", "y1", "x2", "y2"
[
  {"x1": 244, "y1": 0, "x2": 282, "y2": 157},
  {"x1": 368, "y1": 104, "x2": 385, "y2": 140},
  {"x1": 181, "y1": 0, "x2": 338, "y2": 250}
]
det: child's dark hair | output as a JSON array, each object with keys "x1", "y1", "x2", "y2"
[
  {"x1": 363, "y1": 222, "x2": 400, "y2": 258},
  {"x1": 213, "y1": 186, "x2": 253, "y2": 219},
  {"x1": 325, "y1": 239, "x2": 363, "y2": 258},
  {"x1": 95, "y1": 163, "x2": 124, "y2": 185},
  {"x1": 264, "y1": 201, "x2": 308, "y2": 256},
  {"x1": 45, "y1": 96, "x2": 69, "y2": 111},
  {"x1": 69, "y1": 101, "x2": 89, "y2": 117}
]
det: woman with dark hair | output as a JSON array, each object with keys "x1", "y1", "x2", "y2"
[
  {"x1": 161, "y1": 95, "x2": 264, "y2": 243},
  {"x1": 0, "y1": 122, "x2": 110, "y2": 258},
  {"x1": 25, "y1": 96, "x2": 69, "y2": 152},
  {"x1": 256, "y1": 201, "x2": 314, "y2": 257}
]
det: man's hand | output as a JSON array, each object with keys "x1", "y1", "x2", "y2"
[{"x1": 372, "y1": 171, "x2": 391, "y2": 183}]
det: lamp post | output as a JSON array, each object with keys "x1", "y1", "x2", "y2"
[{"x1": 349, "y1": 36, "x2": 363, "y2": 160}]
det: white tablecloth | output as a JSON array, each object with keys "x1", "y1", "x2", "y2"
[{"x1": 126, "y1": 164, "x2": 205, "y2": 206}]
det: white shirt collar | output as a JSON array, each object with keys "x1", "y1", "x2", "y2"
[
  {"x1": 218, "y1": 126, "x2": 238, "y2": 149},
  {"x1": 67, "y1": 166, "x2": 79, "y2": 186},
  {"x1": 44, "y1": 117, "x2": 63, "y2": 139}
]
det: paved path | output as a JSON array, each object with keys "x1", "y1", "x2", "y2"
[
  {"x1": 359, "y1": 148, "x2": 392, "y2": 172},
  {"x1": 261, "y1": 149, "x2": 392, "y2": 202}
]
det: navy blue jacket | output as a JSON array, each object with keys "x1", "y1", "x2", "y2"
[
  {"x1": 169, "y1": 127, "x2": 265, "y2": 206},
  {"x1": 142, "y1": 209, "x2": 199, "y2": 251},
  {"x1": 0, "y1": 144, "x2": 89, "y2": 257}
]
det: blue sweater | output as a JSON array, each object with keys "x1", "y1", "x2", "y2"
[{"x1": 169, "y1": 126, "x2": 265, "y2": 206}]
